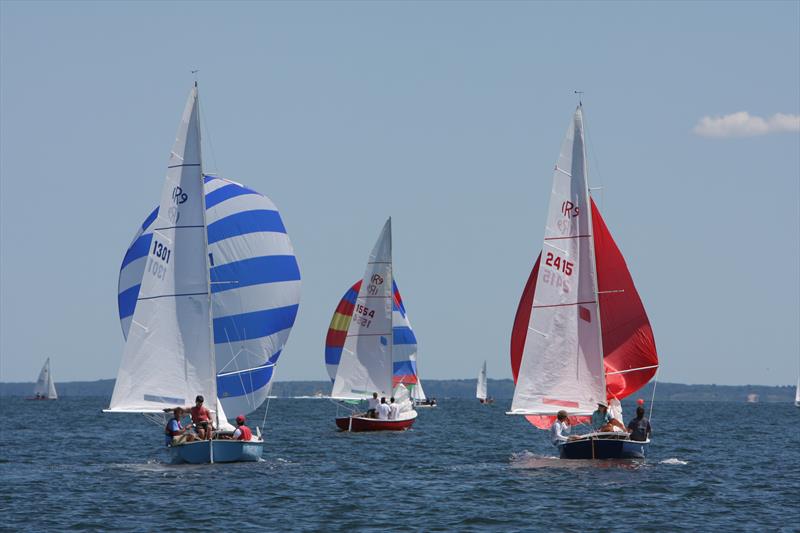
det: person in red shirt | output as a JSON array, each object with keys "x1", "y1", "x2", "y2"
[
  {"x1": 189, "y1": 395, "x2": 214, "y2": 440},
  {"x1": 233, "y1": 415, "x2": 253, "y2": 441}
]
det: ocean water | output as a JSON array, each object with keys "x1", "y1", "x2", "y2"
[{"x1": 0, "y1": 397, "x2": 797, "y2": 532}]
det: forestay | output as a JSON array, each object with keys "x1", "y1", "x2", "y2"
[
  {"x1": 509, "y1": 106, "x2": 606, "y2": 418},
  {"x1": 109, "y1": 87, "x2": 217, "y2": 413},
  {"x1": 331, "y1": 219, "x2": 394, "y2": 400}
]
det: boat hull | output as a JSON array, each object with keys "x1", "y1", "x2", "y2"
[
  {"x1": 558, "y1": 435, "x2": 648, "y2": 460},
  {"x1": 169, "y1": 439, "x2": 263, "y2": 464},
  {"x1": 335, "y1": 413, "x2": 417, "y2": 432}
]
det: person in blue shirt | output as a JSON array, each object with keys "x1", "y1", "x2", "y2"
[
  {"x1": 164, "y1": 407, "x2": 195, "y2": 447},
  {"x1": 590, "y1": 401, "x2": 627, "y2": 433}
]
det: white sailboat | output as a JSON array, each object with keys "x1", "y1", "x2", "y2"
[
  {"x1": 476, "y1": 361, "x2": 493, "y2": 404},
  {"x1": 106, "y1": 84, "x2": 292, "y2": 463},
  {"x1": 507, "y1": 105, "x2": 659, "y2": 459},
  {"x1": 331, "y1": 219, "x2": 418, "y2": 431},
  {"x1": 795, "y1": 374, "x2": 799, "y2": 407},
  {"x1": 30, "y1": 358, "x2": 57, "y2": 400}
]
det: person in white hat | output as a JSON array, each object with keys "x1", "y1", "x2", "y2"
[{"x1": 590, "y1": 400, "x2": 627, "y2": 433}]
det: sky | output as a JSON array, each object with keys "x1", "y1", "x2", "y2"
[{"x1": 1, "y1": 1, "x2": 798, "y2": 386}]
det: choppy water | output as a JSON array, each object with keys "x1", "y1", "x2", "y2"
[{"x1": 1, "y1": 398, "x2": 798, "y2": 532}]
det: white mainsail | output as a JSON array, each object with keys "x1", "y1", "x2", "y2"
[
  {"x1": 411, "y1": 379, "x2": 427, "y2": 402},
  {"x1": 476, "y1": 361, "x2": 488, "y2": 401},
  {"x1": 331, "y1": 219, "x2": 394, "y2": 400},
  {"x1": 33, "y1": 358, "x2": 57, "y2": 399},
  {"x1": 795, "y1": 374, "x2": 799, "y2": 407},
  {"x1": 509, "y1": 106, "x2": 606, "y2": 417},
  {"x1": 108, "y1": 86, "x2": 217, "y2": 413}
]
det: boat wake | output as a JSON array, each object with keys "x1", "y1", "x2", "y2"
[
  {"x1": 659, "y1": 458, "x2": 688, "y2": 465},
  {"x1": 509, "y1": 450, "x2": 565, "y2": 469}
]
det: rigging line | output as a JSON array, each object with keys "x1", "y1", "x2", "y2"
[
  {"x1": 198, "y1": 86, "x2": 220, "y2": 176},
  {"x1": 582, "y1": 106, "x2": 605, "y2": 211},
  {"x1": 261, "y1": 365, "x2": 276, "y2": 430},
  {"x1": 648, "y1": 366, "x2": 659, "y2": 423}
]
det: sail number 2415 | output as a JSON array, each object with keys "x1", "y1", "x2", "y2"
[{"x1": 545, "y1": 252, "x2": 574, "y2": 276}]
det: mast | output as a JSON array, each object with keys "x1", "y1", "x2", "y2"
[
  {"x1": 578, "y1": 105, "x2": 608, "y2": 400},
  {"x1": 195, "y1": 82, "x2": 219, "y2": 429},
  {"x1": 387, "y1": 217, "x2": 394, "y2": 396}
]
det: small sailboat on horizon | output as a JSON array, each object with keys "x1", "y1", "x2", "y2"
[
  {"x1": 476, "y1": 361, "x2": 493, "y2": 404},
  {"x1": 106, "y1": 84, "x2": 301, "y2": 463},
  {"x1": 507, "y1": 104, "x2": 659, "y2": 460},
  {"x1": 29, "y1": 358, "x2": 57, "y2": 401},
  {"x1": 327, "y1": 219, "x2": 418, "y2": 431}
]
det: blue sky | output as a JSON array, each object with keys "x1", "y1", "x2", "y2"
[{"x1": 1, "y1": 1, "x2": 798, "y2": 385}]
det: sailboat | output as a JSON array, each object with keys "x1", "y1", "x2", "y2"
[
  {"x1": 507, "y1": 105, "x2": 659, "y2": 460},
  {"x1": 29, "y1": 358, "x2": 57, "y2": 400},
  {"x1": 795, "y1": 375, "x2": 799, "y2": 407},
  {"x1": 106, "y1": 85, "x2": 301, "y2": 464},
  {"x1": 326, "y1": 272, "x2": 432, "y2": 408},
  {"x1": 476, "y1": 361, "x2": 493, "y2": 404},
  {"x1": 328, "y1": 219, "x2": 418, "y2": 431}
]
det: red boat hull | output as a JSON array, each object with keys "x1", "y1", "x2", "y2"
[{"x1": 335, "y1": 414, "x2": 417, "y2": 432}]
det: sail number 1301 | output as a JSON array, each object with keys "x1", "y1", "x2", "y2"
[{"x1": 545, "y1": 252, "x2": 574, "y2": 276}]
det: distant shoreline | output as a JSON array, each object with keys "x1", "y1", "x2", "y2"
[{"x1": 0, "y1": 378, "x2": 795, "y2": 402}]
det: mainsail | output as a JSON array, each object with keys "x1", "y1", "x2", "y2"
[
  {"x1": 331, "y1": 219, "x2": 395, "y2": 400},
  {"x1": 117, "y1": 175, "x2": 301, "y2": 416},
  {"x1": 325, "y1": 266, "x2": 423, "y2": 398},
  {"x1": 33, "y1": 358, "x2": 57, "y2": 400},
  {"x1": 108, "y1": 87, "x2": 216, "y2": 413},
  {"x1": 476, "y1": 361, "x2": 488, "y2": 401},
  {"x1": 509, "y1": 106, "x2": 658, "y2": 429}
]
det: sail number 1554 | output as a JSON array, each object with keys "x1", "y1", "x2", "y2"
[{"x1": 545, "y1": 252, "x2": 574, "y2": 276}]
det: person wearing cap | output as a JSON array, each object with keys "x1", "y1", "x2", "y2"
[
  {"x1": 164, "y1": 407, "x2": 195, "y2": 447},
  {"x1": 232, "y1": 415, "x2": 253, "y2": 441},
  {"x1": 188, "y1": 395, "x2": 214, "y2": 440},
  {"x1": 590, "y1": 401, "x2": 627, "y2": 432},
  {"x1": 550, "y1": 410, "x2": 574, "y2": 446}
]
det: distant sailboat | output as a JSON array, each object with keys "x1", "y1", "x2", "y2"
[
  {"x1": 328, "y1": 219, "x2": 418, "y2": 431},
  {"x1": 795, "y1": 375, "x2": 799, "y2": 407},
  {"x1": 476, "y1": 361, "x2": 493, "y2": 404},
  {"x1": 507, "y1": 105, "x2": 658, "y2": 460},
  {"x1": 106, "y1": 85, "x2": 300, "y2": 464},
  {"x1": 29, "y1": 358, "x2": 57, "y2": 400}
]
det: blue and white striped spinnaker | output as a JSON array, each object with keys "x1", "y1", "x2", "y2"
[{"x1": 118, "y1": 175, "x2": 301, "y2": 416}]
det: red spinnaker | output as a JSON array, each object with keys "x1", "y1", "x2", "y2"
[{"x1": 510, "y1": 200, "x2": 658, "y2": 429}]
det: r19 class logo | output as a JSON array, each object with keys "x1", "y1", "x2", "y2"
[{"x1": 172, "y1": 186, "x2": 188, "y2": 205}]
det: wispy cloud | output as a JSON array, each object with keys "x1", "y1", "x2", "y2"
[{"x1": 693, "y1": 111, "x2": 800, "y2": 138}]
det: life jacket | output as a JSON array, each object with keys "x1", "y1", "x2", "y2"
[
  {"x1": 237, "y1": 425, "x2": 252, "y2": 441},
  {"x1": 165, "y1": 419, "x2": 182, "y2": 436}
]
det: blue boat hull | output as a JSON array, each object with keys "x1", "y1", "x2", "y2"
[
  {"x1": 169, "y1": 440, "x2": 263, "y2": 464},
  {"x1": 559, "y1": 436, "x2": 648, "y2": 460}
]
